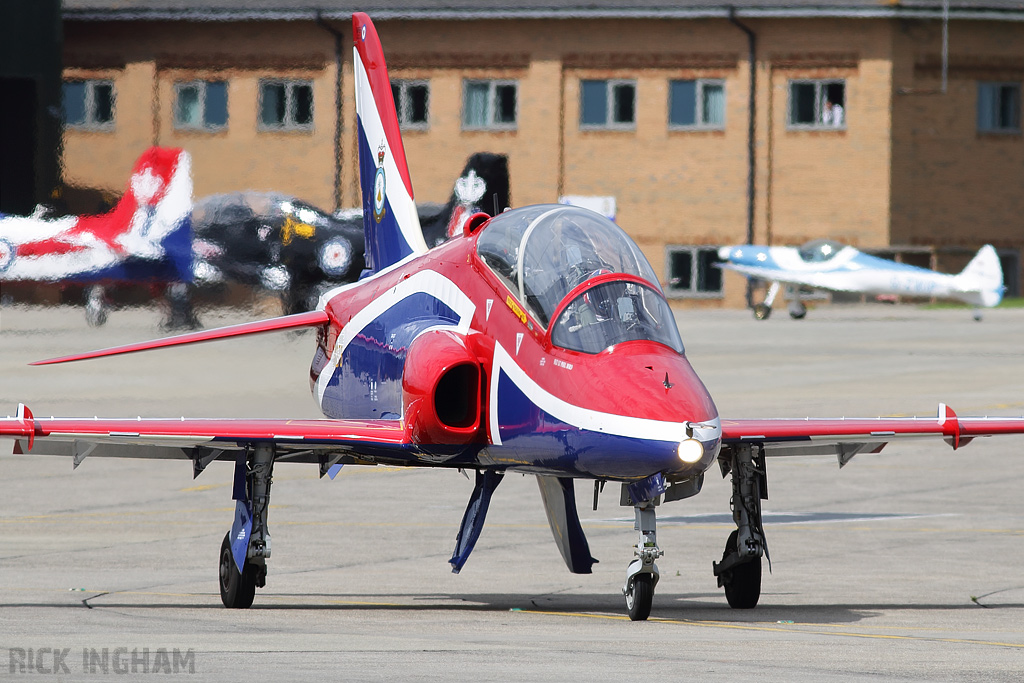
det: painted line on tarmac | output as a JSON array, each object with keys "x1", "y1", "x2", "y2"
[{"x1": 515, "y1": 609, "x2": 1024, "y2": 649}]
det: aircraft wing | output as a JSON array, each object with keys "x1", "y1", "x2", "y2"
[
  {"x1": 718, "y1": 262, "x2": 859, "y2": 293},
  {"x1": 0, "y1": 404, "x2": 414, "y2": 474},
  {"x1": 720, "y1": 404, "x2": 1024, "y2": 463}
]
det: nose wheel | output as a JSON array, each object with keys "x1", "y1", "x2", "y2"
[
  {"x1": 622, "y1": 499, "x2": 662, "y2": 621},
  {"x1": 624, "y1": 573, "x2": 654, "y2": 621}
]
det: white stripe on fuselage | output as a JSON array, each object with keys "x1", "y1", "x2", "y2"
[
  {"x1": 315, "y1": 269, "x2": 476, "y2": 408},
  {"x1": 488, "y1": 341, "x2": 721, "y2": 446},
  {"x1": 315, "y1": 252, "x2": 420, "y2": 310}
]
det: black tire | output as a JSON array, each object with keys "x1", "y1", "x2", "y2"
[
  {"x1": 625, "y1": 573, "x2": 654, "y2": 621},
  {"x1": 753, "y1": 303, "x2": 771, "y2": 320},
  {"x1": 219, "y1": 531, "x2": 258, "y2": 609},
  {"x1": 722, "y1": 530, "x2": 761, "y2": 609},
  {"x1": 788, "y1": 303, "x2": 807, "y2": 320}
]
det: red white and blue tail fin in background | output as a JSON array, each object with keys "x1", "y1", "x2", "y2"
[
  {"x1": 0, "y1": 147, "x2": 192, "y2": 283},
  {"x1": 352, "y1": 13, "x2": 428, "y2": 274}
]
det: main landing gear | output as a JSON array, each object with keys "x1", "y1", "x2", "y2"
[
  {"x1": 622, "y1": 500, "x2": 662, "y2": 621},
  {"x1": 219, "y1": 443, "x2": 275, "y2": 608},
  {"x1": 713, "y1": 444, "x2": 768, "y2": 608},
  {"x1": 751, "y1": 282, "x2": 809, "y2": 320}
]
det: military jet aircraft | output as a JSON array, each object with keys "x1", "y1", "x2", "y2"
[{"x1": 3, "y1": 14, "x2": 1024, "y2": 622}]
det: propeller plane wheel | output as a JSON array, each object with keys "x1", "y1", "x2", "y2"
[
  {"x1": 624, "y1": 573, "x2": 654, "y2": 621},
  {"x1": 788, "y1": 301, "x2": 807, "y2": 320},
  {"x1": 721, "y1": 530, "x2": 761, "y2": 609},
  {"x1": 753, "y1": 303, "x2": 771, "y2": 321},
  {"x1": 219, "y1": 531, "x2": 258, "y2": 609}
]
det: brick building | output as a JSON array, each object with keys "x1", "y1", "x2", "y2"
[{"x1": 58, "y1": 1, "x2": 1024, "y2": 305}]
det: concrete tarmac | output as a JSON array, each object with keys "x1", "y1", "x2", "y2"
[{"x1": 2, "y1": 302, "x2": 1023, "y2": 682}]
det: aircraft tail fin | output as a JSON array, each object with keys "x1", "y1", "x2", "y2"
[
  {"x1": 953, "y1": 245, "x2": 1004, "y2": 307},
  {"x1": 74, "y1": 147, "x2": 193, "y2": 281},
  {"x1": 352, "y1": 13, "x2": 428, "y2": 274},
  {"x1": 421, "y1": 153, "x2": 511, "y2": 248}
]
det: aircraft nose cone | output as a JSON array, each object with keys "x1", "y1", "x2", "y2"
[{"x1": 587, "y1": 348, "x2": 718, "y2": 426}]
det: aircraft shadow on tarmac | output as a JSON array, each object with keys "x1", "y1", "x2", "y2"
[{"x1": 5, "y1": 591, "x2": 1023, "y2": 625}]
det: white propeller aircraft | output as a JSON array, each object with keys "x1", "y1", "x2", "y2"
[{"x1": 718, "y1": 240, "x2": 1005, "y2": 320}]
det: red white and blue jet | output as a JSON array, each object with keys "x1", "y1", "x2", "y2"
[
  {"x1": 0, "y1": 147, "x2": 193, "y2": 324},
  {"x1": 719, "y1": 240, "x2": 1005, "y2": 320},
  {"x1": 3, "y1": 14, "x2": 1024, "y2": 621}
]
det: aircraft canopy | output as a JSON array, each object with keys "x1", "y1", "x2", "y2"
[
  {"x1": 798, "y1": 239, "x2": 844, "y2": 263},
  {"x1": 551, "y1": 280, "x2": 684, "y2": 354},
  {"x1": 476, "y1": 204, "x2": 660, "y2": 327}
]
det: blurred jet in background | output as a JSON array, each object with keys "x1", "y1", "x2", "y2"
[
  {"x1": 189, "y1": 152, "x2": 510, "y2": 317},
  {"x1": 0, "y1": 147, "x2": 192, "y2": 326}
]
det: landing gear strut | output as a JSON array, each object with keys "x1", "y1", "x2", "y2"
[
  {"x1": 622, "y1": 500, "x2": 662, "y2": 621},
  {"x1": 219, "y1": 443, "x2": 274, "y2": 608},
  {"x1": 713, "y1": 444, "x2": 768, "y2": 609},
  {"x1": 752, "y1": 282, "x2": 780, "y2": 320},
  {"x1": 84, "y1": 285, "x2": 108, "y2": 327}
]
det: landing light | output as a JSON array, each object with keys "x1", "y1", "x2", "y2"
[{"x1": 677, "y1": 438, "x2": 704, "y2": 464}]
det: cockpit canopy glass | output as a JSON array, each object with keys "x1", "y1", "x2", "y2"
[
  {"x1": 476, "y1": 204, "x2": 661, "y2": 327},
  {"x1": 798, "y1": 239, "x2": 844, "y2": 263},
  {"x1": 551, "y1": 281, "x2": 684, "y2": 354}
]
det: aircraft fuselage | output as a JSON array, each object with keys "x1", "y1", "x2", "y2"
[{"x1": 310, "y1": 220, "x2": 721, "y2": 482}]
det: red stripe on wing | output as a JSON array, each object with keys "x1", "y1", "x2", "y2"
[{"x1": 0, "y1": 415, "x2": 408, "y2": 448}]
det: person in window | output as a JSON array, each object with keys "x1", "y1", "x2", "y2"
[{"x1": 822, "y1": 98, "x2": 844, "y2": 127}]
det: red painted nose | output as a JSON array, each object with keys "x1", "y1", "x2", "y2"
[{"x1": 560, "y1": 341, "x2": 718, "y2": 425}]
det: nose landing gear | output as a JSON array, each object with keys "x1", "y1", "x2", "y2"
[{"x1": 622, "y1": 500, "x2": 662, "y2": 621}]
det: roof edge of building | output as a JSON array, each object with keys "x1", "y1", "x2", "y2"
[{"x1": 63, "y1": 6, "x2": 1024, "y2": 23}]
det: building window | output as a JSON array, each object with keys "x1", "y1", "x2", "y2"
[
  {"x1": 788, "y1": 79, "x2": 845, "y2": 128},
  {"x1": 259, "y1": 80, "x2": 313, "y2": 130},
  {"x1": 580, "y1": 79, "x2": 636, "y2": 129},
  {"x1": 666, "y1": 246, "x2": 723, "y2": 298},
  {"x1": 462, "y1": 79, "x2": 517, "y2": 130},
  {"x1": 391, "y1": 80, "x2": 429, "y2": 129},
  {"x1": 62, "y1": 80, "x2": 115, "y2": 128},
  {"x1": 978, "y1": 82, "x2": 1021, "y2": 133},
  {"x1": 669, "y1": 79, "x2": 725, "y2": 129},
  {"x1": 174, "y1": 81, "x2": 228, "y2": 130}
]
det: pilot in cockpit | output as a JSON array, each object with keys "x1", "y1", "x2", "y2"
[{"x1": 559, "y1": 220, "x2": 612, "y2": 289}]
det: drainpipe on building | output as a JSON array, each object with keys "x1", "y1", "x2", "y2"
[
  {"x1": 898, "y1": 0, "x2": 949, "y2": 95},
  {"x1": 728, "y1": 7, "x2": 757, "y2": 307},
  {"x1": 316, "y1": 12, "x2": 344, "y2": 212}
]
